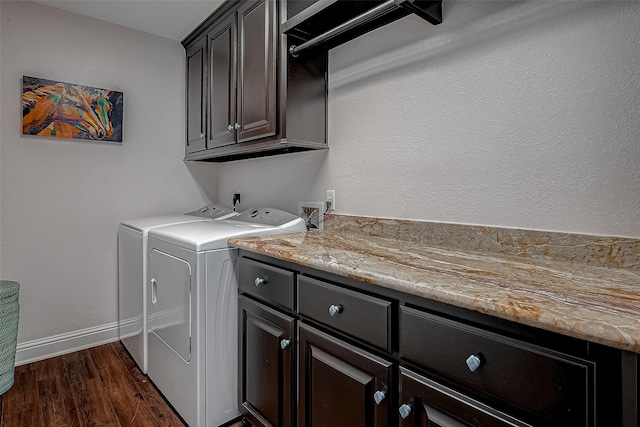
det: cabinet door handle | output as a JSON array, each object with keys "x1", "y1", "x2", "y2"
[
  {"x1": 466, "y1": 354, "x2": 483, "y2": 372},
  {"x1": 200, "y1": 133, "x2": 205, "y2": 139},
  {"x1": 227, "y1": 125, "x2": 234, "y2": 132},
  {"x1": 234, "y1": 123, "x2": 241, "y2": 130},
  {"x1": 328, "y1": 304, "x2": 343, "y2": 316},
  {"x1": 373, "y1": 390, "x2": 386, "y2": 405},
  {"x1": 399, "y1": 403, "x2": 413, "y2": 419},
  {"x1": 280, "y1": 339, "x2": 291, "y2": 349},
  {"x1": 255, "y1": 277, "x2": 268, "y2": 287}
]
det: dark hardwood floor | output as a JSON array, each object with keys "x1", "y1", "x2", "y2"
[{"x1": 0, "y1": 341, "x2": 188, "y2": 427}]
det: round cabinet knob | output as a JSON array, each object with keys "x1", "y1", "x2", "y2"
[
  {"x1": 255, "y1": 277, "x2": 267, "y2": 287},
  {"x1": 280, "y1": 339, "x2": 291, "y2": 350},
  {"x1": 234, "y1": 123, "x2": 241, "y2": 130},
  {"x1": 398, "y1": 403, "x2": 413, "y2": 419},
  {"x1": 227, "y1": 125, "x2": 234, "y2": 132},
  {"x1": 373, "y1": 390, "x2": 386, "y2": 405},
  {"x1": 200, "y1": 133, "x2": 205, "y2": 139},
  {"x1": 328, "y1": 304, "x2": 343, "y2": 316},
  {"x1": 466, "y1": 354, "x2": 482, "y2": 372}
]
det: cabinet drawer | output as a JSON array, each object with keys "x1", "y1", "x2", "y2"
[
  {"x1": 297, "y1": 276, "x2": 392, "y2": 352},
  {"x1": 400, "y1": 306, "x2": 593, "y2": 426},
  {"x1": 239, "y1": 258, "x2": 294, "y2": 310}
]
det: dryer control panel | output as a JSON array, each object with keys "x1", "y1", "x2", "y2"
[
  {"x1": 233, "y1": 208, "x2": 305, "y2": 230},
  {"x1": 185, "y1": 204, "x2": 236, "y2": 219}
]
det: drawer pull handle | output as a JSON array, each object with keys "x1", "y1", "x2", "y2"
[
  {"x1": 328, "y1": 304, "x2": 343, "y2": 316},
  {"x1": 466, "y1": 354, "x2": 482, "y2": 372},
  {"x1": 373, "y1": 390, "x2": 386, "y2": 405},
  {"x1": 255, "y1": 277, "x2": 268, "y2": 287},
  {"x1": 151, "y1": 278, "x2": 158, "y2": 304},
  {"x1": 280, "y1": 339, "x2": 291, "y2": 349},
  {"x1": 399, "y1": 403, "x2": 413, "y2": 419}
]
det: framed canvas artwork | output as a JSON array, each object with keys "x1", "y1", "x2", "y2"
[{"x1": 22, "y1": 76, "x2": 124, "y2": 142}]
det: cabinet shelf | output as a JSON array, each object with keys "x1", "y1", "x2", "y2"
[{"x1": 283, "y1": 0, "x2": 442, "y2": 55}]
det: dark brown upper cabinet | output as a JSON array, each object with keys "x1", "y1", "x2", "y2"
[
  {"x1": 186, "y1": 37, "x2": 207, "y2": 154},
  {"x1": 207, "y1": 13, "x2": 237, "y2": 149},
  {"x1": 182, "y1": 0, "x2": 328, "y2": 162}
]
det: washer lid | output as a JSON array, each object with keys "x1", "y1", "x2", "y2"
[
  {"x1": 148, "y1": 220, "x2": 305, "y2": 252},
  {"x1": 148, "y1": 221, "x2": 271, "y2": 251},
  {"x1": 120, "y1": 215, "x2": 208, "y2": 234},
  {"x1": 120, "y1": 204, "x2": 237, "y2": 233}
]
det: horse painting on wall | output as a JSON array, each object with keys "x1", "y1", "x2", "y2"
[{"x1": 22, "y1": 76, "x2": 123, "y2": 142}]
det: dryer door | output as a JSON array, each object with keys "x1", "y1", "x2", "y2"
[{"x1": 148, "y1": 249, "x2": 192, "y2": 362}]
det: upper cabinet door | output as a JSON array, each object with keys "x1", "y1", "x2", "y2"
[
  {"x1": 237, "y1": 0, "x2": 277, "y2": 143},
  {"x1": 208, "y1": 16, "x2": 237, "y2": 149},
  {"x1": 186, "y1": 37, "x2": 206, "y2": 154}
]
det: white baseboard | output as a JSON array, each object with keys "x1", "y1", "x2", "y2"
[{"x1": 15, "y1": 321, "x2": 120, "y2": 366}]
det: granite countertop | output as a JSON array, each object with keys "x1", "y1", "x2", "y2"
[{"x1": 229, "y1": 229, "x2": 640, "y2": 353}]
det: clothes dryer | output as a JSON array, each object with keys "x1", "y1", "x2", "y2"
[
  {"x1": 146, "y1": 208, "x2": 306, "y2": 427},
  {"x1": 118, "y1": 204, "x2": 236, "y2": 373}
]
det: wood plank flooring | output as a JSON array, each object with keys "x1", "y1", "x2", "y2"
[{"x1": 0, "y1": 341, "x2": 241, "y2": 427}]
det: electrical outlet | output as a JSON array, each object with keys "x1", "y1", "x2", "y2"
[
  {"x1": 298, "y1": 201, "x2": 324, "y2": 231},
  {"x1": 325, "y1": 190, "x2": 335, "y2": 211}
]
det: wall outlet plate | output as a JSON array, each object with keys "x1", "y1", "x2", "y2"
[{"x1": 298, "y1": 201, "x2": 324, "y2": 231}]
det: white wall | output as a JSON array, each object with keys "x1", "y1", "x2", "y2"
[
  {"x1": 0, "y1": 1, "x2": 218, "y2": 350},
  {"x1": 219, "y1": 0, "x2": 640, "y2": 238}
]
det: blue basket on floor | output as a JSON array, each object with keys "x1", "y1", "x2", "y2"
[{"x1": 0, "y1": 280, "x2": 20, "y2": 395}]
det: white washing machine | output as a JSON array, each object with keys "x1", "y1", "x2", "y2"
[
  {"x1": 146, "y1": 208, "x2": 306, "y2": 427},
  {"x1": 118, "y1": 204, "x2": 237, "y2": 373}
]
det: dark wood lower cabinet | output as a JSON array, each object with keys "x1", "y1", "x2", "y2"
[
  {"x1": 237, "y1": 253, "x2": 636, "y2": 427},
  {"x1": 398, "y1": 367, "x2": 531, "y2": 427},
  {"x1": 239, "y1": 296, "x2": 295, "y2": 427},
  {"x1": 297, "y1": 323, "x2": 394, "y2": 427}
]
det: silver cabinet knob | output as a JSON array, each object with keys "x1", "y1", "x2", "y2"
[
  {"x1": 280, "y1": 339, "x2": 291, "y2": 349},
  {"x1": 466, "y1": 354, "x2": 482, "y2": 372},
  {"x1": 373, "y1": 390, "x2": 386, "y2": 405},
  {"x1": 255, "y1": 277, "x2": 267, "y2": 287},
  {"x1": 399, "y1": 403, "x2": 413, "y2": 419},
  {"x1": 328, "y1": 304, "x2": 343, "y2": 316},
  {"x1": 228, "y1": 125, "x2": 234, "y2": 132},
  {"x1": 200, "y1": 133, "x2": 205, "y2": 139},
  {"x1": 234, "y1": 123, "x2": 241, "y2": 130}
]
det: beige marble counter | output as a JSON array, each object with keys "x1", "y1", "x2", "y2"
[{"x1": 230, "y1": 223, "x2": 640, "y2": 353}]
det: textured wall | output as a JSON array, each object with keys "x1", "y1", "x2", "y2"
[
  {"x1": 219, "y1": 0, "x2": 640, "y2": 238},
  {"x1": 0, "y1": 1, "x2": 218, "y2": 344}
]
